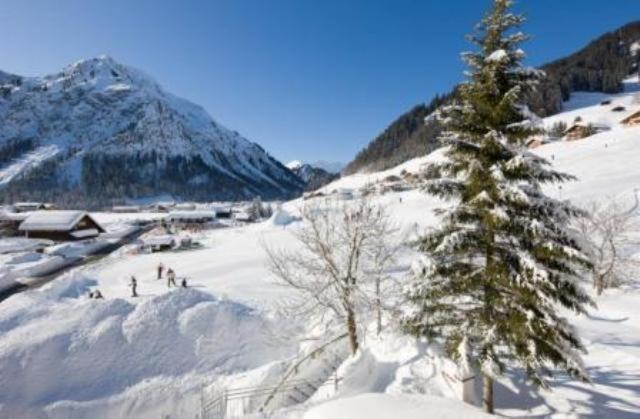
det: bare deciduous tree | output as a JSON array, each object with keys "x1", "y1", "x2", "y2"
[
  {"x1": 265, "y1": 198, "x2": 397, "y2": 355},
  {"x1": 575, "y1": 194, "x2": 640, "y2": 294}
]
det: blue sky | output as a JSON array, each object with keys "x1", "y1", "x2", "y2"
[{"x1": 1, "y1": 1, "x2": 639, "y2": 165}]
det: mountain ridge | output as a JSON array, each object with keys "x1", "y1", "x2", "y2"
[{"x1": 0, "y1": 55, "x2": 303, "y2": 207}]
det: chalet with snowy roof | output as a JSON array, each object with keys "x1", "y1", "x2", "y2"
[
  {"x1": 166, "y1": 210, "x2": 217, "y2": 224},
  {"x1": 12, "y1": 202, "x2": 53, "y2": 212},
  {"x1": 563, "y1": 123, "x2": 609, "y2": 141},
  {"x1": 0, "y1": 211, "x2": 30, "y2": 233},
  {"x1": 526, "y1": 137, "x2": 547, "y2": 149},
  {"x1": 18, "y1": 211, "x2": 105, "y2": 241},
  {"x1": 621, "y1": 110, "x2": 640, "y2": 126},
  {"x1": 112, "y1": 205, "x2": 141, "y2": 213}
]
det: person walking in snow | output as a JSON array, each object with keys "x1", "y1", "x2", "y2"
[
  {"x1": 93, "y1": 289, "x2": 104, "y2": 299},
  {"x1": 167, "y1": 268, "x2": 176, "y2": 288},
  {"x1": 181, "y1": 277, "x2": 188, "y2": 288},
  {"x1": 130, "y1": 276, "x2": 138, "y2": 297},
  {"x1": 157, "y1": 262, "x2": 165, "y2": 280}
]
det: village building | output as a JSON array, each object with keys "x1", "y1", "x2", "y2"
[
  {"x1": 233, "y1": 211, "x2": 253, "y2": 223},
  {"x1": 12, "y1": 202, "x2": 54, "y2": 212},
  {"x1": 526, "y1": 137, "x2": 547, "y2": 149},
  {"x1": 111, "y1": 205, "x2": 141, "y2": 213},
  {"x1": 563, "y1": 123, "x2": 609, "y2": 141},
  {"x1": 18, "y1": 211, "x2": 105, "y2": 241},
  {"x1": 0, "y1": 211, "x2": 30, "y2": 234},
  {"x1": 621, "y1": 110, "x2": 640, "y2": 126},
  {"x1": 152, "y1": 202, "x2": 175, "y2": 212},
  {"x1": 211, "y1": 205, "x2": 232, "y2": 219},
  {"x1": 140, "y1": 235, "x2": 176, "y2": 252},
  {"x1": 174, "y1": 203, "x2": 197, "y2": 211},
  {"x1": 166, "y1": 210, "x2": 217, "y2": 224}
]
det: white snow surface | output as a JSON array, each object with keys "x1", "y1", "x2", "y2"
[
  {"x1": 2, "y1": 80, "x2": 640, "y2": 417},
  {"x1": 303, "y1": 393, "x2": 491, "y2": 419}
]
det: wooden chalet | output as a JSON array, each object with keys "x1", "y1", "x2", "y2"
[
  {"x1": 166, "y1": 210, "x2": 217, "y2": 224},
  {"x1": 621, "y1": 110, "x2": 640, "y2": 126},
  {"x1": 19, "y1": 211, "x2": 105, "y2": 241},
  {"x1": 12, "y1": 202, "x2": 53, "y2": 212},
  {"x1": 563, "y1": 123, "x2": 609, "y2": 141},
  {"x1": 526, "y1": 137, "x2": 547, "y2": 149}
]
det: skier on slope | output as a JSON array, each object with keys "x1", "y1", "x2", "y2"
[
  {"x1": 157, "y1": 262, "x2": 165, "y2": 280},
  {"x1": 130, "y1": 276, "x2": 138, "y2": 297}
]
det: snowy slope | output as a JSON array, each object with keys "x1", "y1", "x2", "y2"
[
  {"x1": 1, "y1": 81, "x2": 640, "y2": 417},
  {"x1": 0, "y1": 56, "x2": 303, "y2": 205}
]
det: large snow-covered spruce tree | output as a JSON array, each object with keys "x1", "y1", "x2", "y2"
[{"x1": 402, "y1": 0, "x2": 593, "y2": 413}]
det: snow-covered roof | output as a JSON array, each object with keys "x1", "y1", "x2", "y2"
[
  {"x1": 0, "y1": 211, "x2": 30, "y2": 222},
  {"x1": 70, "y1": 229, "x2": 100, "y2": 239},
  {"x1": 142, "y1": 235, "x2": 176, "y2": 246},
  {"x1": 167, "y1": 210, "x2": 217, "y2": 220},
  {"x1": 19, "y1": 211, "x2": 103, "y2": 232},
  {"x1": 621, "y1": 110, "x2": 640, "y2": 124}
]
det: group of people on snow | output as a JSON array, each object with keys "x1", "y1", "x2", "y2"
[
  {"x1": 88, "y1": 262, "x2": 190, "y2": 299},
  {"x1": 127, "y1": 262, "x2": 187, "y2": 297}
]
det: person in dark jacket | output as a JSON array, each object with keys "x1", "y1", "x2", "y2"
[
  {"x1": 181, "y1": 277, "x2": 188, "y2": 288},
  {"x1": 130, "y1": 276, "x2": 138, "y2": 297},
  {"x1": 157, "y1": 262, "x2": 165, "y2": 280}
]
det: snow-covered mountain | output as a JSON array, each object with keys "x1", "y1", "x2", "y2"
[
  {"x1": 286, "y1": 160, "x2": 339, "y2": 191},
  {"x1": 0, "y1": 56, "x2": 304, "y2": 207}
]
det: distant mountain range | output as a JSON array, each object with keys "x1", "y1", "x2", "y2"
[
  {"x1": 286, "y1": 160, "x2": 339, "y2": 191},
  {"x1": 344, "y1": 21, "x2": 640, "y2": 175},
  {"x1": 0, "y1": 56, "x2": 304, "y2": 207}
]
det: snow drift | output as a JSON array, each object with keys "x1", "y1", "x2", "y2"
[{"x1": 0, "y1": 274, "x2": 294, "y2": 418}]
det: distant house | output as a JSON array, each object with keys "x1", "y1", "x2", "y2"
[
  {"x1": 174, "y1": 203, "x2": 197, "y2": 211},
  {"x1": 166, "y1": 210, "x2": 217, "y2": 224},
  {"x1": 621, "y1": 110, "x2": 640, "y2": 126},
  {"x1": 153, "y1": 202, "x2": 175, "y2": 212},
  {"x1": 211, "y1": 206, "x2": 232, "y2": 219},
  {"x1": 0, "y1": 211, "x2": 30, "y2": 233},
  {"x1": 141, "y1": 235, "x2": 176, "y2": 252},
  {"x1": 13, "y1": 202, "x2": 53, "y2": 212},
  {"x1": 526, "y1": 137, "x2": 547, "y2": 149},
  {"x1": 234, "y1": 211, "x2": 253, "y2": 223},
  {"x1": 112, "y1": 205, "x2": 141, "y2": 213},
  {"x1": 563, "y1": 123, "x2": 608, "y2": 141},
  {"x1": 19, "y1": 211, "x2": 105, "y2": 241}
]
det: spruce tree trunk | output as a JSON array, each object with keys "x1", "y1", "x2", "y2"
[
  {"x1": 483, "y1": 374, "x2": 494, "y2": 414},
  {"x1": 346, "y1": 306, "x2": 359, "y2": 355},
  {"x1": 375, "y1": 277, "x2": 382, "y2": 335}
]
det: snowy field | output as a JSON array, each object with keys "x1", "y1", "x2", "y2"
[{"x1": 1, "y1": 83, "x2": 640, "y2": 418}]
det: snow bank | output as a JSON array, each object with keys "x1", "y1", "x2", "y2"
[
  {"x1": 0, "y1": 237, "x2": 53, "y2": 254},
  {"x1": 266, "y1": 207, "x2": 298, "y2": 227},
  {"x1": 0, "y1": 275, "x2": 294, "y2": 418},
  {"x1": 303, "y1": 393, "x2": 491, "y2": 419}
]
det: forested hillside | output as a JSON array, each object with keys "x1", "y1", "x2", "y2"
[{"x1": 344, "y1": 21, "x2": 640, "y2": 175}]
